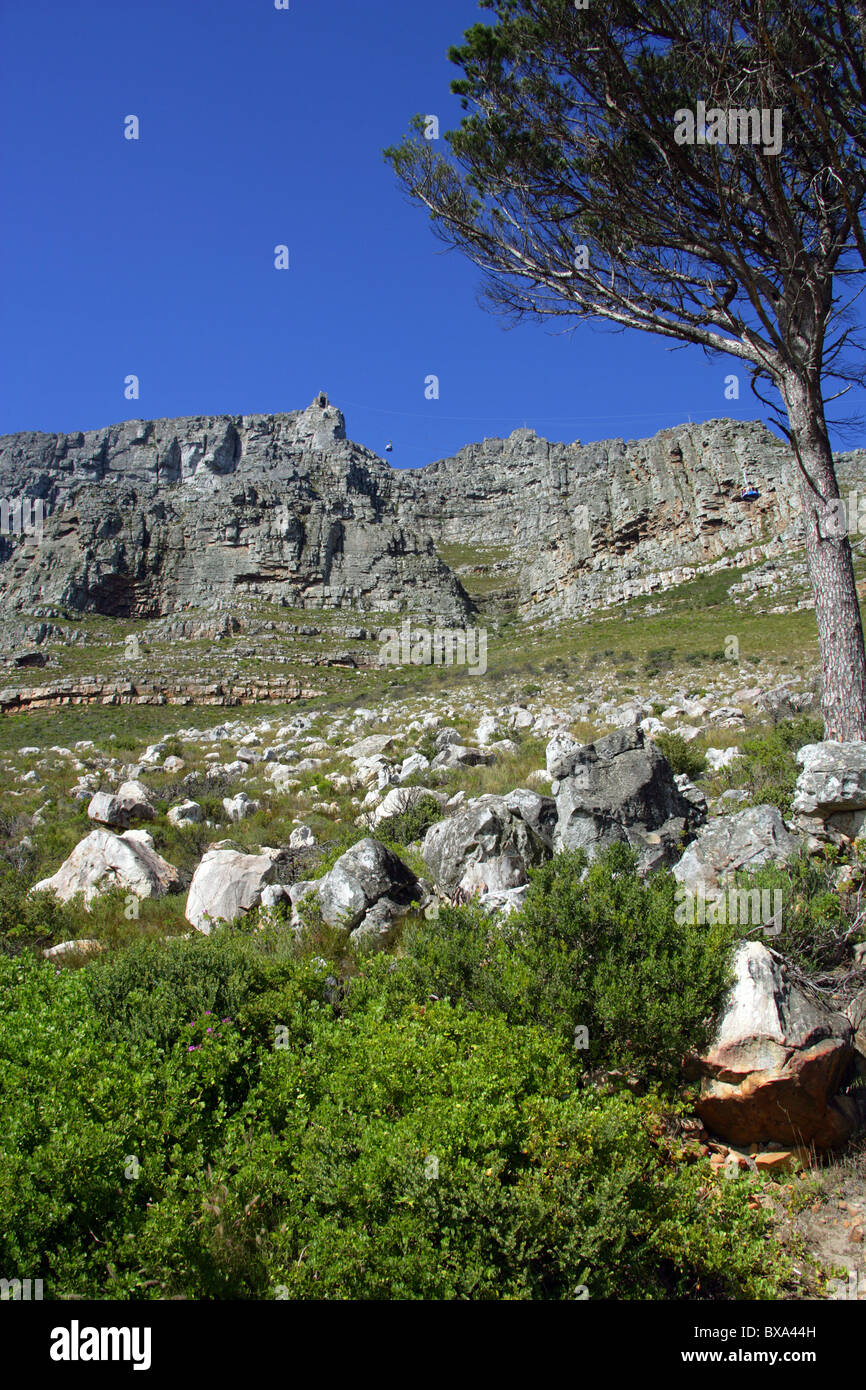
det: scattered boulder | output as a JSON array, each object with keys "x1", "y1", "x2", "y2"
[
  {"x1": 31, "y1": 829, "x2": 180, "y2": 907},
  {"x1": 352, "y1": 754, "x2": 398, "y2": 790},
  {"x1": 673, "y1": 805, "x2": 802, "y2": 895},
  {"x1": 349, "y1": 733, "x2": 395, "y2": 759},
  {"x1": 430, "y1": 744, "x2": 494, "y2": 771},
  {"x1": 694, "y1": 942, "x2": 856, "y2": 1149},
  {"x1": 705, "y1": 746, "x2": 742, "y2": 773},
  {"x1": 434, "y1": 727, "x2": 462, "y2": 752},
  {"x1": 422, "y1": 794, "x2": 551, "y2": 898},
  {"x1": 792, "y1": 741, "x2": 866, "y2": 842},
  {"x1": 43, "y1": 938, "x2": 103, "y2": 963},
  {"x1": 546, "y1": 729, "x2": 581, "y2": 779},
  {"x1": 185, "y1": 848, "x2": 277, "y2": 932},
  {"x1": 222, "y1": 792, "x2": 260, "y2": 823},
  {"x1": 167, "y1": 799, "x2": 203, "y2": 826},
  {"x1": 87, "y1": 779, "x2": 154, "y2": 828},
  {"x1": 367, "y1": 785, "x2": 446, "y2": 829},
  {"x1": 398, "y1": 752, "x2": 431, "y2": 782},
  {"x1": 297, "y1": 838, "x2": 423, "y2": 949},
  {"x1": 288, "y1": 824, "x2": 316, "y2": 849},
  {"x1": 551, "y1": 727, "x2": 705, "y2": 872}
]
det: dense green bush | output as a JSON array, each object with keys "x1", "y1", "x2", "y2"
[
  {"x1": 374, "y1": 793, "x2": 444, "y2": 846},
  {"x1": 717, "y1": 716, "x2": 824, "y2": 815},
  {"x1": 731, "y1": 853, "x2": 860, "y2": 972},
  {"x1": 0, "y1": 870, "x2": 81, "y2": 955},
  {"x1": 0, "y1": 944, "x2": 795, "y2": 1301},
  {"x1": 654, "y1": 731, "x2": 707, "y2": 780},
  {"x1": 83, "y1": 932, "x2": 323, "y2": 1053},
  {"x1": 379, "y1": 844, "x2": 736, "y2": 1081}
]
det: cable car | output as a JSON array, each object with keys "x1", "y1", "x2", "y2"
[
  {"x1": 386, "y1": 440, "x2": 393, "y2": 453},
  {"x1": 739, "y1": 463, "x2": 760, "y2": 501}
]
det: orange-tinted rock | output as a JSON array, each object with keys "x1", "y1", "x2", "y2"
[{"x1": 695, "y1": 942, "x2": 855, "y2": 1150}]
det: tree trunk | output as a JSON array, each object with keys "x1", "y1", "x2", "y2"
[{"x1": 783, "y1": 373, "x2": 866, "y2": 741}]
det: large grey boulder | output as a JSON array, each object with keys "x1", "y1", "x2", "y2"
[
  {"x1": 300, "y1": 837, "x2": 423, "y2": 948},
  {"x1": 792, "y1": 741, "x2": 866, "y2": 841},
  {"x1": 422, "y1": 793, "x2": 551, "y2": 898},
  {"x1": 430, "y1": 744, "x2": 495, "y2": 771},
  {"x1": 673, "y1": 804, "x2": 802, "y2": 895},
  {"x1": 167, "y1": 798, "x2": 203, "y2": 826},
  {"x1": 551, "y1": 727, "x2": 704, "y2": 872},
  {"x1": 695, "y1": 942, "x2": 857, "y2": 1149},
  {"x1": 31, "y1": 829, "x2": 180, "y2": 907},
  {"x1": 186, "y1": 848, "x2": 277, "y2": 933},
  {"x1": 87, "y1": 779, "x2": 155, "y2": 828},
  {"x1": 503, "y1": 788, "x2": 558, "y2": 850}
]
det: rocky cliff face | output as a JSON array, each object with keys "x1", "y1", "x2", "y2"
[
  {"x1": 390, "y1": 418, "x2": 806, "y2": 618},
  {"x1": 0, "y1": 397, "x2": 472, "y2": 622},
  {"x1": 0, "y1": 393, "x2": 853, "y2": 624}
]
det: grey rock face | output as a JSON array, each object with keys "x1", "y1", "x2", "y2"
[
  {"x1": 552, "y1": 727, "x2": 704, "y2": 872},
  {"x1": 0, "y1": 396, "x2": 472, "y2": 622},
  {"x1": 314, "y1": 837, "x2": 420, "y2": 935},
  {"x1": 390, "y1": 417, "x2": 807, "y2": 620},
  {"x1": 32, "y1": 828, "x2": 180, "y2": 907},
  {"x1": 0, "y1": 400, "x2": 832, "y2": 624},
  {"x1": 793, "y1": 741, "x2": 866, "y2": 841},
  {"x1": 421, "y1": 794, "x2": 551, "y2": 898},
  {"x1": 673, "y1": 805, "x2": 802, "y2": 895},
  {"x1": 185, "y1": 848, "x2": 277, "y2": 932}
]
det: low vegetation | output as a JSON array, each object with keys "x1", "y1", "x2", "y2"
[{"x1": 0, "y1": 845, "x2": 816, "y2": 1300}]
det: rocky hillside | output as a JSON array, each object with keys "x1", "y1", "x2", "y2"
[
  {"x1": 3, "y1": 393, "x2": 865, "y2": 625},
  {"x1": 0, "y1": 396, "x2": 471, "y2": 622}
]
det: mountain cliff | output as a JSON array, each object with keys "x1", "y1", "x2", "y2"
[{"x1": 0, "y1": 392, "x2": 858, "y2": 624}]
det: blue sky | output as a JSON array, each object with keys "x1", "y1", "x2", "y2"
[{"x1": 1, "y1": 0, "x2": 863, "y2": 468}]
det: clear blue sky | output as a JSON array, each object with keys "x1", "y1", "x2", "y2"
[{"x1": 1, "y1": 0, "x2": 863, "y2": 467}]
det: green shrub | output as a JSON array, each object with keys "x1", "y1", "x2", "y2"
[
  {"x1": 0, "y1": 951, "x2": 796, "y2": 1301},
  {"x1": 376, "y1": 844, "x2": 736, "y2": 1082},
  {"x1": 0, "y1": 870, "x2": 82, "y2": 955},
  {"x1": 374, "y1": 794, "x2": 444, "y2": 847},
  {"x1": 731, "y1": 853, "x2": 858, "y2": 972},
  {"x1": 654, "y1": 731, "x2": 707, "y2": 780},
  {"x1": 83, "y1": 932, "x2": 322, "y2": 1053},
  {"x1": 717, "y1": 716, "x2": 824, "y2": 816}
]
